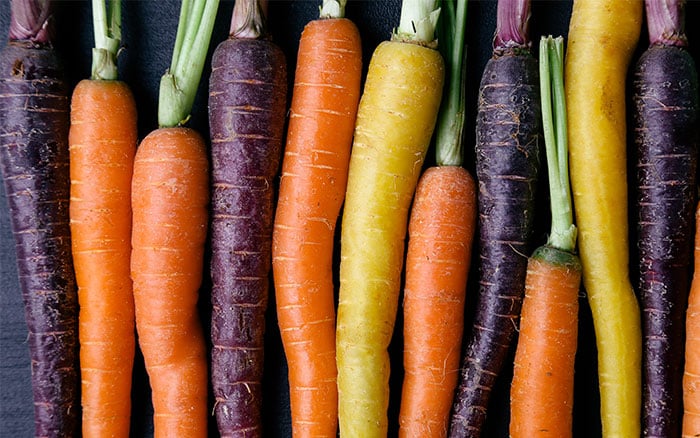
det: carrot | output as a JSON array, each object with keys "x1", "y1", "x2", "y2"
[
  {"x1": 683, "y1": 202, "x2": 700, "y2": 437},
  {"x1": 398, "y1": 1, "x2": 476, "y2": 436},
  {"x1": 130, "y1": 1, "x2": 218, "y2": 436},
  {"x1": 565, "y1": 0, "x2": 643, "y2": 436},
  {"x1": 449, "y1": 0, "x2": 541, "y2": 435},
  {"x1": 335, "y1": 1, "x2": 444, "y2": 436},
  {"x1": 634, "y1": 1, "x2": 699, "y2": 435},
  {"x1": 68, "y1": 2, "x2": 137, "y2": 436},
  {"x1": 207, "y1": 0, "x2": 287, "y2": 435},
  {"x1": 0, "y1": 1, "x2": 79, "y2": 436},
  {"x1": 271, "y1": 0, "x2": 361, "y2": 436},
  {"x1": 509, "y1": 36, "x2": 581, "y2": 438}
]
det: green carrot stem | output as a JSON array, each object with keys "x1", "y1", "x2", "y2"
[
  {"x1": 91, "y1": 0, "x2": 121, "y2": 81},
  {"x1": 158, "y1": 0, "x2": 220, "y2": 128},
  {"x1": 320, "y1": 0, "x2": 346, "y2": 19},
  {"x1": 539, "y1": 35, "x2": 576, "y2": 252},
  {"x1": 393, "y1": 0, "x2": 441, "y2": 46},
  {"x1": 435, "y1": 0, "x2": 467, "y2": 167}
]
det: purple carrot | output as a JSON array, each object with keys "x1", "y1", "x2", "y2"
[
  {"x1": 0, "y1": 1, "x2": 79, "y2": 436},
  {"x1": 634, "y1": 0, "x2": 699, "y2": 436},
  {"x1": 208, "y1": 0, "x2": 287, "y2": 435},
  {"x1": 449, "y1": 0, "x2": 540, "y2": 436}
]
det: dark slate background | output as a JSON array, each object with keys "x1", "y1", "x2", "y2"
[{"x1": 1, "y1": 1, "x2": 699, "y2": 437}]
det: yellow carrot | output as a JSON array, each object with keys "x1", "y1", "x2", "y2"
[
  {"x1": 335, "y1": 1, "x2": 444, "y2": 436},
  {"x1": 565, "y1": 0, "x2": 643, "y2": 436}
]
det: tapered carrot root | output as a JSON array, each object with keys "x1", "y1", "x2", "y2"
[
  {"x1": 683, "y1": 202, "x2": 700, "y2": 437},
  {"x1": 131, "y1": 127, "x2": 209, "y2": 438},
  {"x1": 0, "y1": 41, "x2": 79, "y2": 437},
  {"x1": 69, "y1": 79, "x2": 137, "y2": 437},
  {"x1": 565, "y1": 0, "x2": 643, "y2": 435},
  {"x1": 399, "y1": 165, "x2": 476, "y2": 438},
  {"x1": 510, "y1": 247, "x2": 581, "y2": 437},
  {"x1": 336, "y1": 39, "x2": 444, "y2": 437},
  {"x1": 273, "y1": 15, "x2": 362, "y2": 438}
]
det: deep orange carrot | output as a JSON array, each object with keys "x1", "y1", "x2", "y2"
[
  {"x1": 69, "y1": 78, "x2": 137, "y2": 438},
  {"x1": 68, "y1": 2, "x2": 137, "y2": 435},
  {"x1": 131, "y1": 127, "x2": 209, "y2": 437},
  {"x1": 129, "y1": 1, "x2": 217, "y2": 435},
  {"x1": 509, "y1": 36, "x2": 582, "y2": 438},
  {"x1": 509, "y1": 247, "x2": 581, "y2": 437},
  {"x1": 272, "y1": 5, "x2": 362, "y2": 437},
  {"x1": 399, "y1": 166, "x2": 476, "y2": 438},
  {"x1": 683, "y1": 201, "x2": 700, "y2": 437}
]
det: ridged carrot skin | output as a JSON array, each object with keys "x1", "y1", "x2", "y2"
[
  {"x1": 69, "y1": 79, "x2": 137, "y2": 437},
  {"x1": 565, "y1": 0, "x2": 643, "y2": 436},
  {"x1": 131, "y1": 127, "x2": 209, "y2": 438},
  {"x1": 683, "y1": 203, "x2": 700, "y2": 437},
  {"x1": 399, "y1": 165, "x2": 477, "y2": 438},
  {"x1": 272, "y1": 17, "x2": 362, "y2": 438},
  {"x1": 449, "y1": 47, "x2": 541, "y2": 438},
  {"x1": 0, "y1": 41, "x2": 79, "y2": 438},
  {"x1": 336, "y1": 40, "x2": 444, "y2": 438},
  {"x1": 509, "y1": 246, "x2": 581, "y2": 438},
  {"x1": 208, "y1": 36, "x2": 287, "y2": 436}
]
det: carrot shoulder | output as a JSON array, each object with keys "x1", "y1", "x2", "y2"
[{"x1": 272, "y1": 3, "x2": 362, "y2": 436}]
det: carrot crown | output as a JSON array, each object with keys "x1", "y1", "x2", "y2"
[
  {"x1": 494, "y1": 0, "x2": 531, "y2": 52},
  {"x1": 91, "y1": 0, "x2": 121, "y2": 81},
  {"x1": 230, "y1": 0, "x2": 267, "y2": 39},
  {"x1": 435, "y1": 0, "x2": 468, "y2": 167},
  {"x1": 645, "y1": 0, "x2": 688, "y2": 47},
  {"x1": 393, "y1": 0, "x2": 441, "y2": 47},
  {"x1": 539, "y1": 36, "x2": 576, "y2": 252},
  {"x1": 158, "y1": 0, "x2": 220, "y2": 128},
  {"x1": 319, "y1": 0, "x2": 346, "y2": 19},
  {"x1": 8, "y1": 0, "x2": 53, "y2": 44}
]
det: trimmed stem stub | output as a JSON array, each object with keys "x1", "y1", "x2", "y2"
[
  {"x1": 9, "y1": 0, "x2": 53, "y2": 44},
  {"x1": 230, "y1": 0, "x2": 267, "y2": 39},
  {"x1": 320, "y1": 0, "x2": 346, "y2": 19},
  {"x1": 494, "y1": 0, "x2": 531, "y2": 50},
  {"x1": 645, "y1": 0, "x2": 688, "y2": 47},
  {"x1": 393, "y1": 0, "x2": 440, "y2": 47}
]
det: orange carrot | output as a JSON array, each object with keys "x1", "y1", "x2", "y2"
[
  {"x1": 70, "y1": 78, "x2": 137, "y2": 437},
  {"x1": 509, "y1": 36, "x2": 581, "y2": 438},
  {"x1": 131, "y1": 127, "x2": 209, "y2": 437},
  {"x1": 271, "y1": 2, "x2": 362, "y2": 436},
  {"x1": 69, "y1": 2, "x2": 137, "y2": 435},
  {"x1": 130, "y1": 1, "x2": 217, "y2": 436},
  {"x1": 399, "y1": 167, "x2": 476, "y2": 438},
  {"x1": 397, "y1": 2, "x2": 476, "y2": 436},
  {"x1": 683, "y1": 201, "x2": 700, "y2": 437}
]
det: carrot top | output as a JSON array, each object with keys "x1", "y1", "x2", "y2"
[
  {"x1": 393, "y1": 0, "x2": 441, "y2": 47},
  {"x1": 645, "y1": 0, "x2": 688, "y2": 46},
  {"x1": 434, "y1": 0, "x2": 468, "y2": 167},
  {"x1": 540, "y1": 35, "x2": 576, "y2": 253},
  {"x1": 91, "y1": 0, "x2": 121, "y2": 81},
  {"x1": 494, "y1": 0, "x2": 531, "y2": 51},
  {"x1": 8, "y1": 0, "x2": 53, "y2": 44},
  {"x1": 158, "y1": 0, "x2": 220, "y2": 128},
  {"x1": 320, "y1": 0, "x2": 347, "y2": 19}
]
